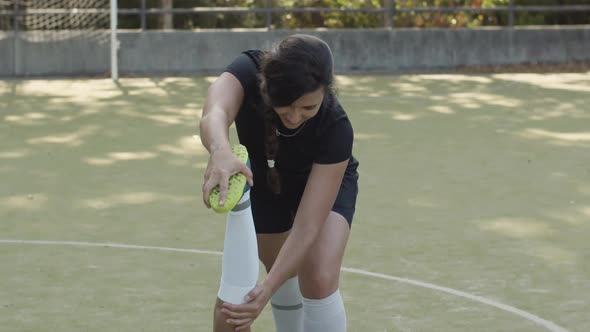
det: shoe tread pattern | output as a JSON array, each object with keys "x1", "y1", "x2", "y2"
[{"x1": 209, "y1": 144, "x2": 248, "y2": 213}]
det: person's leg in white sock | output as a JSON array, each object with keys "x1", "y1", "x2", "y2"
[
  {"x1": 217, "y1": 189, "x2": 259, "y2": 304},
  {"x1": 302, "y1": 289, "x2": 346, "y2": 332},
  {"x1": 271, "y1": 276, "x2": 303, "y2": 332},
  {"x1": 214, "y1": 189, "x2": 258, "y2": 331},
  {"x1": 298, "y1": 212, "x2": 351, "y2": 332}
]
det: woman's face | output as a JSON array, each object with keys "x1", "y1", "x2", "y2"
[{"x1": 273, "y1": 87, "x2": 325, "y2": 129}]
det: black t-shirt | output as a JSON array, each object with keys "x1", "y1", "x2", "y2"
[{"x1": 225, "y1": 50, "x2": 359, "y2": 195}]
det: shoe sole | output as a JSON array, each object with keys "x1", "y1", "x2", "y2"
[{"x1": 209, "y1": 144, "x2": 249, "y2": 213}]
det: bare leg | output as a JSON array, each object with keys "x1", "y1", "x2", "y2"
[
  {"x1": 298, "y1": 212, "x2": 349, "y2": 298},
  {"x1": 214, "y1": 297, "x2": 251, "y2": 332},
  {"x1": 257, "y1": 231, "x2": 290, "y2": 273},
  {"x1": 298, "y1": 212, "x2": 350, "y2": 332}
]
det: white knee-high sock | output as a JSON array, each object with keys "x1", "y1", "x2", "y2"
[
  {"x1": 217, "y1": 190, "x2": 259, "y2": 304},
  {"x1": 271, "y1": 276, "x2": 303, "y2": 332},
  {"x1": 302, "y1": 289, "x2": 346, "y2": 332}
]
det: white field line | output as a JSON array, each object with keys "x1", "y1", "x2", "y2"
[{"x1": 0, "y1": 239, "x2": 569, "y2": 332}]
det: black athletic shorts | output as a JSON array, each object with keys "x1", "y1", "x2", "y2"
[{"x1": 250, "y1": 168, "x2": 359, "y2": 234}]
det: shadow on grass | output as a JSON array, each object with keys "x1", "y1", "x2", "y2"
[
  {"x1": 334, "y1": 73, "x2": 590, "y2": 269},
  {"x1": 0, "y1": 73, "x2": 589, "y2": 331},
  {"x1": 1, "y1": 73, "x2": 589, "y2": 252},
  {"x1": 0, "y1": 77, "x2": 217, "y2": 245}
]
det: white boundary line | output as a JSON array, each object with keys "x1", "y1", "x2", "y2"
[
  {"x1": 0, "y1": 239, "x2": 222, "y2": 256},
  {"x1": 0, "y1": 239, "x2": 569, "y2": 332},
  {"x1": 341, "y1": 267, "x2": 569, "y2": 332}
]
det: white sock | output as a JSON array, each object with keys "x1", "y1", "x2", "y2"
[
  {"x1": 302, "y1": 289, "x2": 346, "y2": 332},
  {"x1": 271, "y1": 276, "x2": 303, "y2": 332},
  {"x1": 217, "y1": 190, "x2": 259, "y2": 304}
]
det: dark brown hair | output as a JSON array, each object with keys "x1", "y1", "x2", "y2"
[{"x1": 259, "y1": 34, "x2": 336, "y2": 194}]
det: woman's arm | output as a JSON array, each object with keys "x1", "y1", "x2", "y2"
[
  {"x1": 200, "y1": 72, "x2": 253, "y2": 208},
  {"x1": 265, "y1": 160, "x2": 348, "y2": 292},
  {"x1": 200, "y1": 72, "x2": 243, "y2": 153}
]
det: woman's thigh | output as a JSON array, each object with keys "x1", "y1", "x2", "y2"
[{"x1": 256, "y1": 231, "x2": 290, "y2": 273}]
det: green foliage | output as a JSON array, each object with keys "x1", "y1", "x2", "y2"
[
  {"x1": 257, "y1": 0, "x2": 385, "y2": 29},
  {"x1": 114, "y1": 0, "x2": 590, "y2": 29},
  {"x1": 0, "y1": 0, "x2": 586, "y2": 30}
]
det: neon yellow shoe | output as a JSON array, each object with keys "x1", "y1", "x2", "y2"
[{"x1": 209, "y1": 144, "x2": 249, "y2": 213}]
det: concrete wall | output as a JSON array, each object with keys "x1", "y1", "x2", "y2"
[
  {"x1": 1, "y1": 26, "x2": 589, "y2": 77},
  {"x1": 0, "y1": 32, "x2": 15, "y2": 75}
]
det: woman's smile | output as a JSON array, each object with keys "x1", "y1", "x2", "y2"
[{"x1": 273, "y1": 87, "x2": 325, "y2": 129}]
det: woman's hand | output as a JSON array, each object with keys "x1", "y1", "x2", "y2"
[
  {"x1": 221, "y1": 284, "x2": 271, "y2": 331},
  {"x1": 202, "y1": 146, "x2": 253, "y2": 209}
]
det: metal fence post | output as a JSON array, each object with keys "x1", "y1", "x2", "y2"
[
  {"x1": 13, "y1": 0, "x2": 18, "y2": 30},
  {"x1": 13, "y1": 0, "x2": 21, "y2": 76},
  {"x1": 391, "y1": 0, "x2": 396, "y2": 28},
  {"x1": 508, "y1": 0, "x2": 514, "y2": 27},
  {"x1": 384, "y1": 0, "x2": 392, "y2": 28},
  {"x1": 141, "y1": 0, "x2": 147, "y2": 30},
  {"x1": 266, "y1": 0, "x2": 272, "y2": 30}
]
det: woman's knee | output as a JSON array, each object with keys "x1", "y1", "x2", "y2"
[
  {"x1": 298, "y1": 268, "x2": 340, "y2": 299},
  {"x1": 213, "y1": 298, "x2": 234, "y2": 332},
  {"x1": 298, "y1": 213, "x2": 349, "y2": 299}
]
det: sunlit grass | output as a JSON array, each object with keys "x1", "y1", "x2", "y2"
[{"x1": 1, "y1": 73, "x2": 589, "y2": 331}]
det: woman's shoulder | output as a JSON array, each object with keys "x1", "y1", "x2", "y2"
[
  {"x1": 227, "y1": 50, "x2": 264, "y2": 74},
  {"x1": 241, "y1": 50, "x2": 264, "y2": 68},
  {"x1": 316, "y1": 95, "x2": 351, "y2": 132},
  {"x1": 312, "y1": 95, "x2": 354, "y2": 164},
  {"x1": 225, "y1": 50, "x2": 265, "y2": 96}
]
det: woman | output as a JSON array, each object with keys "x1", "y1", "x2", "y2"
[{"x1": 200, "y1": 34, "x2": 359, "y2": 332}]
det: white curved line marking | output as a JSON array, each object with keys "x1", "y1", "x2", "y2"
[
  {"x1": 341, "y1": 267, "x2": 568, "y2": 332},
  {"x1": 0, "y1": 239, "x2": 222, "y2": 256},
  {"x1": 0, "y1": 239, "x2": 568, "y2": 332}
]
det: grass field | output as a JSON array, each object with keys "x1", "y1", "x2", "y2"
[{"x1": 1, "y1": 72, "x2": 589, "y2": 331}]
